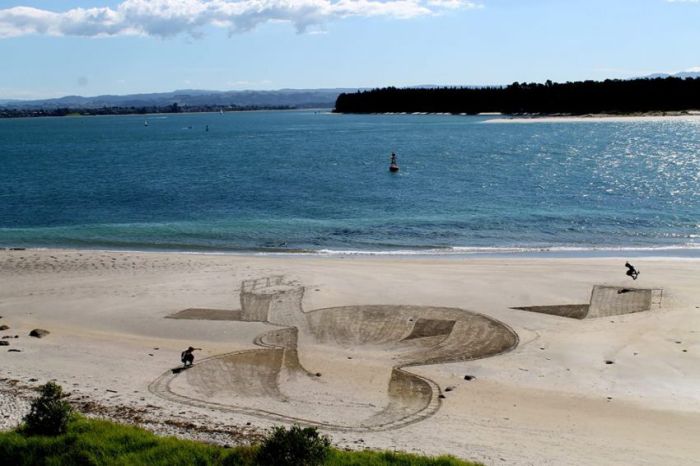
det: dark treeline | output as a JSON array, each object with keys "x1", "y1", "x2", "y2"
[
  {"x1": 0, "y1": 103, "x2": 294, "y2": 119},
  {"x1": 334, "y1": 77, "x2": 700, "y2": 115}
]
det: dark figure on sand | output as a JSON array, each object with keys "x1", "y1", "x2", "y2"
[
  {"x1": 181, "y1": 346, "x2": 201, "y2": 367},
  {"x1": 625, "y1": 262, "x2": 639, "y2": 280}
]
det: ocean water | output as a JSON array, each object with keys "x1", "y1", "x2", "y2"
[{"x1": 0, "y1": 111, "x2": 698, "y2": 256}]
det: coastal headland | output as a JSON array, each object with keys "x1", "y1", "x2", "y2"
[
  {"x1": 334, "y1": 77, "x2": 700, "y2": 115},
  {"x1": 1, "y1": 249, "x2": 699, "y2": 465}
]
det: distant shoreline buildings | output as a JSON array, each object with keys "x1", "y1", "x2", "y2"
[{"x1": 0, "y1": 104, "x2": 297, "y2": 119}]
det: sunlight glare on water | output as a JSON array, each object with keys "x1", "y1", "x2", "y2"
[{"x1": 0, "y1": 111, "x2": 698, "y2": 254}]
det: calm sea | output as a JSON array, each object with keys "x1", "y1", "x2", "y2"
[{"x1": 1, "y1": 111, "x2": 698, "y2": 256}]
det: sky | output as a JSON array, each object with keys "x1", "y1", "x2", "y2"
[{"x1": 0, "y1": 0, "x2": 699, "y2": 99}]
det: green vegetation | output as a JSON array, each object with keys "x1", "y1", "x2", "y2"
[
  {"x1": 3, "y1": 384, "x2": 477, "y2": 465},
  {"x1": 334, "y1": 77, "x2": 700, "y2": 115},
  {"x1": 1, "y1": 415, "x2": 252, "y2": 466},
  {"x1": 325, "y1": 450, "x2": 475, "y2": 466},
  {"x1": 22, "y1": 381, "x2": 73, "y2": 436},
  {"x1": 0, "y1": 415, "x2": 478, "y2": 466},
  {"x1": 257, "y1": 425, "x2": 331, "y2": 466}
]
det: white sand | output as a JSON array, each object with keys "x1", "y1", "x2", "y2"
[
  {"x1": 1, "y1": 249, "x2": 699, "y2": 465},
  {"x1": 483, "y1": 114, "x2": 700, "y2": 124}
]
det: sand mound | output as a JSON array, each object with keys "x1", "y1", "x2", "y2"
[{"x1": 150, "y1": 278, "x2": 518, "y2": 431}]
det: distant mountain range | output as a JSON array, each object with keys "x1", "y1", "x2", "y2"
[
  {"x1": 642, "y1": 71, "x2": 700, "y2": 79},
  {"x1": 2, "y1": 73, "x2": 698, "y2": 110},
  {"x1": 0, "y1": 88, "x2": 363, "y2": 109}
]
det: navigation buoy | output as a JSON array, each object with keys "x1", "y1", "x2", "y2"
[{"x1": 389, "y1": 152, "x2": 399, "y2": 172}]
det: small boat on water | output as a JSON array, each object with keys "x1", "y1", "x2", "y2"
[
  {"x1": 144, "y1": 119, "x2": 149, "y2": 127},
  {"x1": 389, "y1": 152, "x2": 399, "y2": 172}
]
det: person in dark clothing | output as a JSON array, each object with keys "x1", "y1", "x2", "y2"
[
  {"x1": 181, "y1": 346, "x2": 201, "y2": 367},
  {"x1": 625, "y1": 262, "x2": 639, "y2": 280}
]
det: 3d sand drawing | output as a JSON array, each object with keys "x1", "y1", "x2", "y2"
[
  {"x1": 512, "y1": 285, "x2": 663, "y2": 319},
  {"x1": 150, "y1": 276, "x2": 519, "y2": 431}
]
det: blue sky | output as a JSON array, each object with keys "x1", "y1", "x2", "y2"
[{"x1": 0, "y1": 0, "x2": 698, "y2": 99}]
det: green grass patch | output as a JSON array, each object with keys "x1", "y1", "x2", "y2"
[
  {"x1": 326, "y1": 449, "x2": 475, "y2": 466},
  {"x1": 0, "y1": 415, "x2": 479, "y2": 466}
]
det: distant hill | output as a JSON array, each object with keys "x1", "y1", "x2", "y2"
[
  {"x1": 0, "y1": 88, "x2": 362, "y2": 110},
  {"x1": 643, "y1": 71, "x2": 700, "y2": 79}
]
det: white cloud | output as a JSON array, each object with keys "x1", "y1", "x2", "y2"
[
  {"x1": 0, "y1": 0, "x2": 481, "y2": 38},
  {"x1": 427, "y1": 0, "x2": 478, "y2": 9}
]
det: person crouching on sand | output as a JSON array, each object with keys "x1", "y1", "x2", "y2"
[{"x1": 181, "y1": 346, "x2": 201, "y2": 367}]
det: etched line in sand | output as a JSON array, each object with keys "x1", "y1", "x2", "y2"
[
  {"x1": 167, "y1": 308, "x2": 242, "y2": 321},
  {"x1": 150, "y1": 277, "x2": 519, "y2": 431}
]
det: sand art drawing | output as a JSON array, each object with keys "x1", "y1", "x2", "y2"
[
  {"x1": 150, "y1": 276, "x2": 519, "y2": 431},
  {"x1": 512, "y1": 285, "x2": 663, "y2": 319}
]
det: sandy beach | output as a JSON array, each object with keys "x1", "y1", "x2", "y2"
[
  {"x1": 1, "y1": 249, "x2": 699, "y2": 465},
  {"x1": 483, "y1": 113, "x2": 700, "y2": 124}
]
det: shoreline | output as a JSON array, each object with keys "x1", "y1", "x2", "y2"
[
  {"x1": 332, "y1": 111, "x2": 700, "y2": 118},
  {"x1": 0, "y1": 107, "x2": 322, "y2": 120},
  {"x1": 483, "y1": 112, "x2": 700, "y2": 123},
  {"x1": 2, "y1": 244, "x2": 699, "y2": 260},
  {"x1": 332, "y1": 110, "x2": 700, "y2": 119}
]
